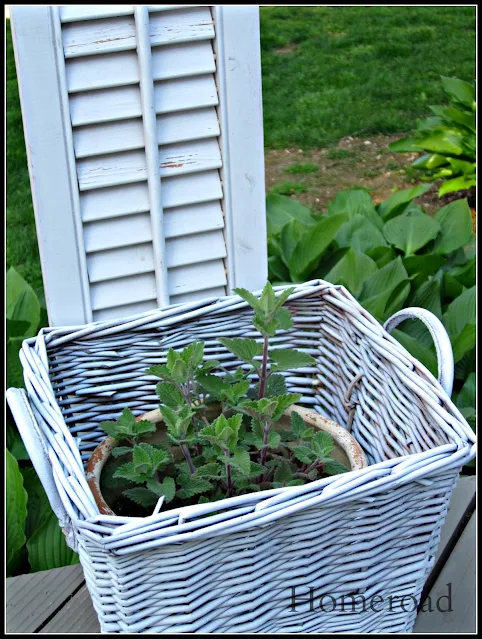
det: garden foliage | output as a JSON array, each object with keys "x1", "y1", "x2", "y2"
[
  {"x1": 389, "y1": 76, "x2": 476, "y2": 197},
  {"x1": 267, "y1": 189, "x2": 476, "y2": 432}
]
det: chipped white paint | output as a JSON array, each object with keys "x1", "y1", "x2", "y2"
[{"x1": 10, "y1": 5, "x2": 266, "y2": 325}]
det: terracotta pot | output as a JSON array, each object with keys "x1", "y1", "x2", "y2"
[{"x1": 86, "y1": 405, "x2": 368, "y2": 516}]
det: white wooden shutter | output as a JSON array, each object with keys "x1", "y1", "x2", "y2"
[{"x1": 11, "y1": 5, "x2": 266, "y2": 325}]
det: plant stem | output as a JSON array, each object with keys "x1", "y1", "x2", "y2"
[
  {"x1": 259, "y1": 422, "x2": 270, "y2": 467},
  {"x1": 258, "y1": 335, "x2": 269, "y2": 399},
  {"x1": 224, "y1": 449, "x2": 233, "y2": 498},
  {"x1": 181, "y1": 444, "x2": 196, "y2": 475}
]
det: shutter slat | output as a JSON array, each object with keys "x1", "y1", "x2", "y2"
[
  {"x1": 87, "y1": 244, "x2": 154, "y2": 283},
  {"x1": 66, "y1": 40, "x2": 215, "y2": 93},
  {"x1": 166, "y1": 230, "x2": 227, "y2": 268},
  {"x1": 60, "y1": 6, "x2": 135, "y2": 23},
  {"x1": 171, "y1": 287, "x2": 226, "y2": 304},
  {"x1": 93, "y1": 300, "x2": 157, "y2": 322},
  {"x1": 90, "y1": 273, "x2": 158, "y2": 310},
  {"x1": 168, "y1": 260, "x2": 227, "y2": 296},
  {"x1": 81, "y1": 183, "x2": 150, "y2": 222},
  {"x1": 161, "y1": 170, "x2": 223, "y2": 209},
  {"x1": 83, "y1": 213, "x2": 152, "y2": 253},
  {"x1": 63, "y1": 8, "x2": 214, "y2": 59},
  {"x1": 164, "y1": 201, "x2": 224, "y2": 239},
  {"x1": 73, "y1": 108, "x2": 220, "y2": 158},
  {"x1": 70, "y1": 75, "x2": 218, "y2": 127}
]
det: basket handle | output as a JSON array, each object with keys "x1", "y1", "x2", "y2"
[
  {"x1": 384, "y1": 307, "x2": 454, "y2": 396},
  {"x1": 6, "y1": 387, "x2": 71, "y2": 527}
]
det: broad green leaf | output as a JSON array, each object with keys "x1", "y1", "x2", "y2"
[
  {"x1": 291, "y1": 446, "x2": 316, "y2": 464},
  {"x1": 290, "y1": 411, "x2": 306, "y2": 438},
  {"x1": 439, "y1": 175, "x2": 476, "y2": 197},
  {"x1": 7, "y1": 420, "x2": 29, "y2": 461},
  {"x1": 197, "y1": 373, "x2": 230, "y2": 397},
  {"x1": 6, "y1": 267, "x2": 41, "y2": 335},
  {"x1": 440, "y1": 76, "x2": 475, "y2": 108},
  {"x1": 7, "y1": 338, "x2": 25, "y2": 389},
  {"x1": 451, "y1": 324, "x2": 476, "y2": 363},
  {"x1": 123, "y1": 487, "x2": 158, "y2": 508},
  {"x1": 218, "y1": 337, "x2": 263, "y2": 365},
  {"x1": 433, "y1": 199, "x2": 473, "y2": 255},
  {"x1": 265, "y1": 374, "x2": 287, "y2": 398},
  {"x1": 27, "y1": 512, "x2": 79, "y2": 572},
  {"x1": 327, "y1": 189, "x2": 383, "y2": 229},
  {"x1": 266, "y1": 193, "x2": 315, "y2": 236},
  {"x1": 267, "y1": 430, "x2": 282, "y2": 448},
  {"x1": 408, "y1": 278, "x2": 442, "y2": 319},
  {"x1": 449, "y1": 257, "x2": 476, "y2": 289},
  {"x1": 443, "y1": 286, "x2": 476, "y2": 339},
  {"x1": 324, "y1": 248, "x2": 378, "y2": 298},
  {"x1": 114, "y1": 462, "x2": 143, "y2": 483},
  {"x1": 377, "y1": 184, "x2": 432, "y2": 221},
  {"x1": 146, "y1": 476, "x2": 176, "y2": 503},
  {"x1": 269, "y1": 348, "x2": 316, "y2": 372},
  {"x1": 289, "y1": 213, "x2": 347, "y2": 281},
  {"x1": 156, "y1": 382, "x2": 185, "y2": 409},
  {"x1": 280, "y1": 220, "x2": 309, "y2": 268},
  {"x1": 20, "y1": 467, "x2": 51, "y2": 539},
  {"x1": 403, "y1": 254, "x2": 445, "y2": 289},
  {"x1": 6, "y1": 449, "x2": 28, "y2": 575},
  {"x1": 384, "y1": 280, "x2": 411, "y2": 319},
  {"x1": 7, "y1": 318, "x2": 30, "y2": 339},
  {"x1": 366, "y1": 246, "x2": 396, "y2": 269},
  {"x1": 268, "y1": 255, "x2": 290, "y2": 283},
  {"x1": 233, "y1": 287, "x2": 264, "y2": 311},
  {"x1": 99, "y1": 408, "x2": 156, "y2": 441},
  {"x1": 391, "y1": 329, "x2": 438, "y2": 377},
  {"x1": 459, "y1": 407, "x2": 476, "y2": 431},
  {"x1": 442, "y1": 106, "x2": 476, "y2": 133},
  {"x1": 388, "y1": 137, "x2": 423, "y2": 153},
  {"x1": 413, "y1": 132, "x2": 464, "y2": 156},
  {"x1": 180, "y1": 341, "x2": 204, "y2": 369},
  {"x1": 455, "y1": 373, "x2": 476, "y2": 410},
  {"x1": 274, "y1": 307, "x2": 293, "y2": 330},
  {"x1": 195, "y1": 463, "x2": 222, "y2": 479},
  {"x1": 360, "y1": 257, "x2": 409, "y2": 322},
  {"x1": 176, "y1": 476, "x2": 212, "y2": 499},
  {"x1": 335, "y1": 215, "x2": 387, "y2": 253},
  {"x1": 412, "y1": 153, "x2": 447, "y2": 171},
  {"x1": 111, "y1": 446, "x2": 133, "y2": 458},
  {"x1": 383, "y1": 215, "x2": 441, "y2": 255},
  {"x1": 443, "y1": 272, "x2": 465, "y2": 300}
]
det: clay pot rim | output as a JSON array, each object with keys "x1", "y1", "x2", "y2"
[{"x1": 85, "y1": 404, "x2": 368, "y2": 517}]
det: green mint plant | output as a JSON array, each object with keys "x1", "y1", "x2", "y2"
[{"x1": 99, "y1": 283, "x2": 349, "y2": 512}]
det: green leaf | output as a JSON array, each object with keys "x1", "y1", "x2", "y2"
[
  {"x1": 291, "y1": 446, "x2": 316, "y2": 464},
  {"x1": 114, "y1": 462, "x2": 143, "y2": 483},
  {"x1": 266, "y1": 193, "x2": 315, "y2": 236},
  {"x1": 366, "y1": 246, "x2": 396, "y2": 269},
  {"x1": 433, "y1": 199, "x2": 473, "y2": 255},
  {"x1": 265, "y1": 374, "x2": 287, "y2": 397},
  {"x1": 360, "y1": 257, "x2": 409, "y2": 322},
  {"x1": 327, "y1": 189, "x2": 383, "y2": 230},
  {"x1": 231, "y1": 447, "x2": 251, "y2": 475},
  {"x1": 440, "y1": 76, "x2": 475, "y2": 108},
  {"x1": 269, "y1": 348, "x2": 316, "y2": 372},
  {"x1": 197, "y1": 373, "x2": 230, "y2": 398},
  {"x1": 335, "y1": 215, "x2": 387, "y2": 253},
  {"x1": 274, "y1": 461, "x2": 293, "y2": 484},
  {"x1": 176, "y1": 476, "x2": 212, "y2": 499},
  {"x1": 123, "y1": 487, "x2": 159, "y2": 508},
  {"x1": 455, "y1": 373, "x2": 476, "y2": 410},
  {"x1": 403, "y1": 255, "x2": 446, "y2": 289},
  {"x1": 267, "y1": 430, "x2": 282, "y2": 448},
  {"x1": 280, "y1": 220, "x2": 309, "y2": 268},
  {"x1": 20, "y1": 467, "x2": 51, "y2": 539},
  {"x1": 181, "y1": 341, "x2": 205, "y2": 369},
  {"x1": 274, "y1": 307, "x2": 293, "y2": 331},
  {"x1": 145, "y1": 476, "x2": 176, "y2": 503},
  {"x1": 268, "y1": 255, "x2": 290, "y2": 283},
  {"x1": 449, "y1": 257, "x2": 476, "y2": 289},
  {"x1": 376, "y1": 184, "x2": 432, "y2": 221},
  {"x1": 391, "y1": 329, "x2": 438, "y2": 377},
  {"x1": 6, "y1": 449, "x2": 28, "y2": 575},
  {"x1": 7, "y1": 318, "x2": 31, "y2": 339},
  {"x1": 7, "y1": 420, "x2": 29, "y2": 461},
  {"x1": 99, "y1": 408, "x2": 156, "y2": 441},
  {"x1": 409, "y1": 278, "x2": 442, "y2": 319},
  {"x1": 290, "y1": 411, "x2": 306, "y2": 438},
  {"x1": 289, "y1": 213, "x2": 347, "y2": 281},
  {"x1": 388, "y1": 137, "x2": 423, "y2": 154},
  {"x1": 111, "y1": 446, "x2": 133, "y2": 458},
  {"x1": 383, "y1": 215, "x2": 441, "y2": 255},
  {"x1": 324, "y1": 248, "x2": 378, "y2": 298},
  {"x1": 312, "y1": 431, "x2": 334, "y2": 458},
  {"x1": 7, "y1": 337, "x2": 26, "y2": 389},
  {"x1": 195, "y1": 463, "x2": 222, "y2": 479},
  {"x1": 451, "y1": 324, "x2": 476, "y2": 363},
  {"x1": 27, "y1": 512, "x2": 79, "y2": 572},
  {"x1": 384, "y1": 280, "x2": 411, "y2": 319},
  {"x1": 443, "y1": 286, "x2": 476, "y2": 340},
  {"x1": 322, "y1": 458, "x2": 349, "y2": 476},
  {"x1": 6, "y1": 267, "x2": 41, "y2": 335},
  {"x1": 156, "y1": 382, "x2": 186, "y2": 409},
  {"x1": 218, "y1": 337, "x2": 263, "y2": 365}
]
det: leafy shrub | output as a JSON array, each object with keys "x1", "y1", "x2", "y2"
[
  {"x1": 99, "y1": 284, "x2": 348, "y2": 513},
  {"x1": 389, "y1": 76, "x2": 476, "y2": 198},
  {"x1": 266, "y1": 189, "x2": 476, "y2": 436},
  {"x1": 6, "y1": 268, "x2": 79, "y2": 576}
]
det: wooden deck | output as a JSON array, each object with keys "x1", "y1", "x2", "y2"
[{"x1": 7, "y1": 475, "x2": 476, "y2": 633}]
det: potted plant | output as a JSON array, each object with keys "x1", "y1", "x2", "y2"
[{"x1": 86, "y1": 283, "x2": 367, "y2": 516}]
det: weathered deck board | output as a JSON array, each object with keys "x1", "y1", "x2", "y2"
[
  {"x1": 40, "y1": 585, "x2": 100, "y2": 634},
  {"x1": 6, "y1": 564, "x2": 85, "y2": 633},
  {"x1": 413, "y1": 512, "x2": 476, "y2": 633},
  {"x1": 6, "y1": 476, "x2": 476, "y2": 633}
]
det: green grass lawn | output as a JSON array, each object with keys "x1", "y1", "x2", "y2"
[
  {"x1": 6, "y1": 7, "x2": 476, "y2": 299},
  {"x1": 261, "y1": 6, "x2": 475, "y2": 148}
]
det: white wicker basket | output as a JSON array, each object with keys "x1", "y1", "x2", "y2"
[{"x1": 7, "y1": 280, "x2": 475, "y2": 633}]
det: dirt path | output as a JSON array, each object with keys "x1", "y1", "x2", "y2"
[{"x1": 264, "y1": 134, "x2": 443, "y2": 215}]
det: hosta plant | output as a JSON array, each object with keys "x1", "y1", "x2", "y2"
[
  {"x1": 266, "y1": 189, "x2": 476, "y2": 447},
  {"x1": 389, "y1": 76, "x2": 476, "y2": 199},
  {"x1": 97, "y1": 283, "x2": 352, "y2": 514}
]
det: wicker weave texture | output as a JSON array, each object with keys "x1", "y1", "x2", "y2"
[{"x1": 10, "y1": 280, "x2": 475, "y2": 633}]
